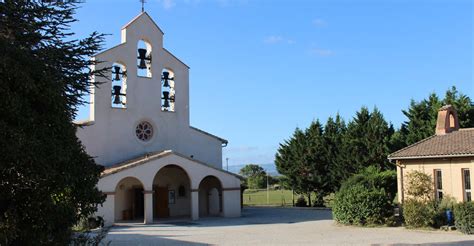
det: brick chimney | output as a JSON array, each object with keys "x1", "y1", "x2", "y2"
[{"x1": 436, "y1": 105, "x2": 460, "y2": 135}]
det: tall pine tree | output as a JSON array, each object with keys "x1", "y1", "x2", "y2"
[{"x1": 0, "y1": 1, "x2": 106, "y2": 244}]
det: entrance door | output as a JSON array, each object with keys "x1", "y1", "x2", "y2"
[
  {"x1": 155, "y1": 187, "x2": 169, "y2": 218},
  {"x1": 132, "y1": 187, "x2": 144, "y2": 220}
]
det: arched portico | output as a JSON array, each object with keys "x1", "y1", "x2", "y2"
[
  {"x1": 114, "y1": 176, "x2": 145, "y2": 223},
  {"x1": 198, "y1": 176, "x2": 223, "y2": 217},
  {"x1": 96, "y1": 151, "x2": 242, "y2": 225},
  {"x1": 152, "y1": 165, "x2": 192, "y2": 221}
]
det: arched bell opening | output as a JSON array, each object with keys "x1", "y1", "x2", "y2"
[
  {"x1": 111, "y1": 62, "x2": 127, "y2": 108},
  {"x1": 114, "y1": 177, "x2": 145, "y2": 223},
  {"x1": 198, "y1": 176, "x2": 223, "y2": 217},
  {"x1": 161, "y1": 68, "x2": 175, "y2": 112},
  {"x1": 137, "y1": 40, "x2": 152, "y2": 78},
  {"x1": 152, "y1": 165, "x2": 191, "y2": 221}
]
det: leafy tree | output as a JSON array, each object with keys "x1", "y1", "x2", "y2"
[
  {"x1": 0, "y1": 1, "x2": 106, "y2": 244},
  {"x1": 239, "y1": 164, "x2": 267, "y2": 189},
  {"x1": 404, "y1": 170, "x2": 434, "y2": 202}
]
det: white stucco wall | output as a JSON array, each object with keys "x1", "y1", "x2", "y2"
[
  {"x1": 76, "y1": 13, "x2": 224, "y2": 169},
  {"x1": 97, "y1": 152, "x2": 241, "y2": 225}
]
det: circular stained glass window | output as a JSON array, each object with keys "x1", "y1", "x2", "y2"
[{"x1": 136, "y1": 121, "x2": 153, "y2": 141}]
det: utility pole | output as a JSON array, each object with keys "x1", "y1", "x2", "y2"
[
  {"x1": 266, "y1": 170, "x2": 269, "y2": 205},
  {"x1": 226, "y1": 158, "x2": 229, "y2": 171}
]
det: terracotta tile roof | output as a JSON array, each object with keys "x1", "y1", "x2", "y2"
[
  {"x1": 388, "y1": 128, "x2": 474, "y2": 160},
  {"x1": 101, "y1": 150, "x2": 243, "y2": 179}
]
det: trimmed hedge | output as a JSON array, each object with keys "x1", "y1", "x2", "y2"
[
  {"x1": 333, "y1": 184, "x2": 392, "y2": 225},
  {"x1": 454, "y1": 202, "x2": 474, "y2": 234}
]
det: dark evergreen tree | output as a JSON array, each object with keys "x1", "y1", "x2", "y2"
[
  {"x1": 345, "y1": 107, "x2": 393, "y2": 172},
  {"x1": 402, "y1": 93, "x2": 441, "y2": 145},
  {"x1": 0, "y1": 1, "x2": 106, "y2": 244},
  {"x1": 276, "y1": 121, "x2": 331, "y2": 206},
  {"x1": 401, "y1": 87, "x2": 474, "y2": 146},
  {"x1": 323, "y1": 114, "x2": 348, "y2": 189}
]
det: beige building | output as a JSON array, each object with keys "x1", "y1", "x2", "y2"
[
  {"x1": 75, "y1": 12, "x2": 242, "y2": 226},
  {"x1": 388, "y1": 105, "x2": 474, "y2": 204}
]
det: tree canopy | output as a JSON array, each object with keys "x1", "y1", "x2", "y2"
[
  {"x1": 275, "y1": 86, "x2": 473, "y2": 204},
  {"x1": 239, "y1": 164, "x2": 267, "y2": 189},
  {"x1": 0, "y1": 1, "x2": 106, "y2": 244}
]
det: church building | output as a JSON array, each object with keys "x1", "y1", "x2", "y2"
[{"x1": 76, "y1": 12, "x2": 242, "y2": 226}]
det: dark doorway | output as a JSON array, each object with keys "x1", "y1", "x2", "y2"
[{"x1": 155, "y1": 186, "x2": 169, "y2": 218}]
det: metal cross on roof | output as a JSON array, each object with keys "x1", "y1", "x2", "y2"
[{"x1": 140, "y1": 0, "x2": 147, "y2": 12}]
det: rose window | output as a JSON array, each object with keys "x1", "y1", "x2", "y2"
[{"x1": 136, "y1": 121, "x2": 153, "y2": 141}]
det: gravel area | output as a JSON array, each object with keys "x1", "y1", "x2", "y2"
[{"x1": 104, "y1": 207, "x2": 473, "y2": 245}]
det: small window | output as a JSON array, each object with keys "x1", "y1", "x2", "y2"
[
  {"x1": 161, "y1": 69, "x2": 175, "y2": 112},
  {"x1": 137, "y1": 40, "x2": 152, "y2": 77},
  {"x1": 178, "y1": 185, "x2": 186, "y2": 197},
  {"x1": 135, "y1": 121, "x2": 153, "y2": 142},
  {"x1": 111, "y1": 63, "x2": 127, "y2": 108},
  {"x1": 463, "y1": 169, "x2": 471, "y2": 202},
  {"x1": 434, "y1": 169, "x2": 443, "y2": 201}
]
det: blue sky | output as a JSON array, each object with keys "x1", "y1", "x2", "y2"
[{"x1": 74, "y1": 0, "x2": 473, "y2": 166}]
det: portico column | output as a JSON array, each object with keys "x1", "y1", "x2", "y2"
[
  {"x1": 191, "y1": 189, "x2": 199, "y2": 220},
  {"x1": 99, "y1": 192, "x2": 115, "y2": 227},
  {"x1": 144, "y1": 190, "x2": 154, "y2": 224}
]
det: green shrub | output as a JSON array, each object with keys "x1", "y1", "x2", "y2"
[
  {"x1": 341, "y1": 166, "x2": 397, "y2": 202},
  {"x1": 332, "y1": 166, "x2": 396, "y2": 226},
  {"x1": 403, "y1": 199, "x2": 436, "y2": 228},
  {"x1": 333, "y1": 184, "x2": 392, "y2": 225},
  {"x1": 454, "y1": 202, "x2": 474, "y2": 234}
]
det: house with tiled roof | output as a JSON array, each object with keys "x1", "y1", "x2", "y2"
[{"x1": 388, "y1": 105, "x2": 474, "y2": 204}]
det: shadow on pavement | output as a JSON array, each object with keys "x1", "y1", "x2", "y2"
[{"x1": 104, "y1": 233, "x2": 207, "y2": 246}]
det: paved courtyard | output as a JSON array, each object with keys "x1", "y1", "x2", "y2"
[{"x1": 104, "y1": 207, "x2": 473, "y2": 245}]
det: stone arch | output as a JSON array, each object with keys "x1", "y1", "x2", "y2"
[
  {"x1": 137, "y1": 39, "x2": 152, "y2": 77},
  {"x1": 111, "y1": 62, "x2": 127, "y2": 108},
  {"x1": 114, "y1": 176, "x2": 145, "y2": 223},
  {"x1": 198, "y1": 175, "x2": 223, "y2": 217},
  {"x1": 152, "y1": 164, "x2": 192, "y2": 220}
]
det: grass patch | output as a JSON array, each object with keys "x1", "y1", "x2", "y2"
[{"x1": 243, "y1": 189, "x2": 294, "y2": 206}]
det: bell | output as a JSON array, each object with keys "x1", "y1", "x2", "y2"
[
  {"x1": 113, "y1": 66, "x2": 121, "y2": 81},
  {"x1": 137, "y1": 48, "x2": 148, "y2": 69},
  {"x1": 162, "y1": 71, "x2": 173, "y2": 87},
  {"x1": 162, "y1": 91, "x2": 170, "y2": 108},
  {"x1": 112, "y1": 85, "x2": 124, "y2": 105}
]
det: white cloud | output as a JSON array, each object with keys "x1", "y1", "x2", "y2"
[
  {"x1": 309, "y1": 48, "x2": 334, "y2": 57},
  {"x1": 263, "y1": 35, "x2": 295, "y2": 45},
  {"x1": 158, "y1": 0, "x2": 176, "y2": 10},
  {"x1": 264, "y1": 35, "x2": 283, "y2": 44},
  {"x1": 312, "y1": 18, "x2": 327, "y2": 27}
]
